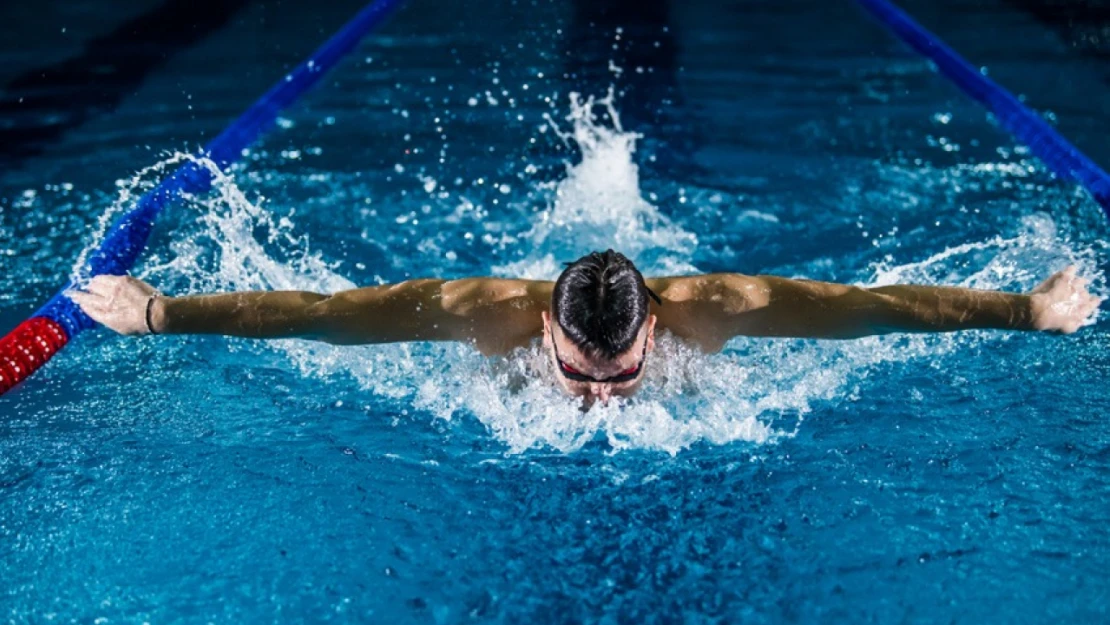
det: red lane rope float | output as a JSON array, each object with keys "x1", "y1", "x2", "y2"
[{"x1": 0, "y1": 318, "x2": 69, "y2": 395}]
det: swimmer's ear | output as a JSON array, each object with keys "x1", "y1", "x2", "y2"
[{"x1": 646, "y1": 314, "x2": 657, "y2": 351}]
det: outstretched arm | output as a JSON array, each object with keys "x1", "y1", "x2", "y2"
[
  {"x1": 68, "y1": 275, "x2": 550, "y2": 354},
  {"x1": 649, "y1": 266, "x2": 1101, "y2": 351}
]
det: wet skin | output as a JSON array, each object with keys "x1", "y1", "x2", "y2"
[{"x1": 69, "y1": 266, "x2": 1101, "y2": 406}]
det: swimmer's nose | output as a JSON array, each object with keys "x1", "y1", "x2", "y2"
[{"x1": 590, "y1": 383, "x2": 611, "y2": 404}]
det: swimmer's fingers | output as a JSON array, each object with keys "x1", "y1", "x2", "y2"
[
  {"x1": 85, "y1": 275, "x2": 114, "y2": 297},
  {"x1": 85, "y1": 274, "x2": 128, "y2": 299},
  {"x1": 87, "y1": 274, "x2": 158, "y2": 300},
  {"x1": 1032, "y1": 265, "x2": 1084, "y2": 294},
  {"x1": 66, "y1": 289, "x2": 110, "y2": 320},
  {"x1": 1080, "y1": 294, "x2": 1103, "y2": 322},
  {"x1": 1054, "y1": 294, "x2": 1102, "y2": 334}
]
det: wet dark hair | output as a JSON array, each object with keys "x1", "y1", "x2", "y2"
[{"x1": 551, "y1": 250, "x2": 661, "y2": 360}]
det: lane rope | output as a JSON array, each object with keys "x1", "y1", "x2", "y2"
[
  {"x1": 0, "y1": 0, "x2": 404, "y2": 396},
  {"x1": 856, "y1": 0, "x2": 1110, "y2": 214}
]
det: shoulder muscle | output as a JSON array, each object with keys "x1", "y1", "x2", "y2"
[
  {"x1": 646, "y1": 274, "x2": 765, "y2": 352},
  {"x1": 440, "y1": 278, "x2": 551, "y2": 354}
]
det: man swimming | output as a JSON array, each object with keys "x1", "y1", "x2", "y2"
[{"x1": 69, "y1": 249, "x2": 1100, "y2": 405}]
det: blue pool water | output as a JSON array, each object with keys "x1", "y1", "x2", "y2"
[{"x1": 3, "y1": 0, "x2": 1110, "y2": 622}]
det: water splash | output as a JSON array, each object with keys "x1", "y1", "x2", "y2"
[
  {"x1": 868, "y1": 213, "x2": 1104, "y2": 295},
  {"x1": 70, "y1": 153, "x2": 195, "y2": 284},
  {"x1": 81, "y1": 95, "x2": 1104, "y2": 455},
  {"x1": 497, "y1": 88, "x2": 697, "y2": 279}
]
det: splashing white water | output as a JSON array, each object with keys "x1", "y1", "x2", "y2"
[
  {"x1": 70, "y1": 153, "x2": 196, "y2": 284},
  {"x1": 82, "y1": 94, "x2": 1102, "y2": 455},
  {"x1": 867, "y1": 212, "x2": 1102, "y2": 292},
  {"x1": 497, "y1": 88, "x2": 697, "y2": 279}
]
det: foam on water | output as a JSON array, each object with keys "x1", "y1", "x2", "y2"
[{"x1": 76, "y1": 94, "x2": 1103, "y2": 455}]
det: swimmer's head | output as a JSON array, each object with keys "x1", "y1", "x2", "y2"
[{"x1": 542, "y1": 250, "x2": 659, "y2": 405}]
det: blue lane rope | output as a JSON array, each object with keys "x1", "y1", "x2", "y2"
[
  {"x1": 36, "y1": 0, "x2": 405, "y2": 338},
  {"x1": 0, "y1": 0, "x2": 403, "y2": 396},
  {"x1": 856, "y1": 0, "x2": 1110, "y2": 216}
]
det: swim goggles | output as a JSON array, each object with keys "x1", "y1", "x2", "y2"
[{"x1": 551, "y1": 333, "x2": 648, "y2": 384}]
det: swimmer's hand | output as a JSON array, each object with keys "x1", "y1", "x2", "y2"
[
  {"x1": 67, "y1": 275, "x2": 160, "y2": 336},
  {"x1": 1028, "y1": 265, "x2": 1102, "y2": 334}
]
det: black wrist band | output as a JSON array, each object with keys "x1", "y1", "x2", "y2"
[{"x1": 145, "y1": 295, "x2": 159, "y2": 335}]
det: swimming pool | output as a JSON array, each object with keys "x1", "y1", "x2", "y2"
[{"x1": 2, "y1": 0, "x2": 1109, "y2": 621}]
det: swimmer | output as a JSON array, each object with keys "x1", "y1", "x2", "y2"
[{"x1": 68, "y1": 249, "x2": 1100, "y2": 405}]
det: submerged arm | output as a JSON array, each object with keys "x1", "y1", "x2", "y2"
[
  {"x1": 651, "y1": 267, "x2": 1101, "y2": 349},
  {"x1": 69, "y1": 275, "x2": 549, "y2": 353}
]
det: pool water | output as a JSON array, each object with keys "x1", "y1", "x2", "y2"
[{"x1": 3, "y1": 0, "x2": 1110, "y2": 622}]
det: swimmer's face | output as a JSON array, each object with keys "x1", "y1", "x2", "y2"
[{"x1": 542, "y1": 310, "x2": 656, "y2": 406}]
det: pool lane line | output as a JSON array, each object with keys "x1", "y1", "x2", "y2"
[
  {"x1": 855, "y1": 0, "x2": 1110, "y2": 215},
  {"x1": 0, "y1": 0, "x2": 405, "y2": 398}
]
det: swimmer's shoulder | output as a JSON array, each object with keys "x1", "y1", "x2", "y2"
[
  {"x1": 646, "y1": 274, "x2": 764, "y2": 352},
  {"x1": 440, "y1": 277, "x2": 552, "y2": 355},
  {"x1": 646, "y1": 273, "x2": 763, "y2": 310},
  {"x1": 440, "y1": 277, "x2": 552, "y2": 311}
]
